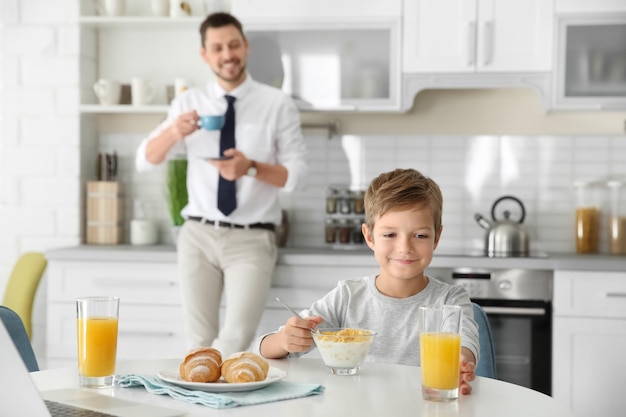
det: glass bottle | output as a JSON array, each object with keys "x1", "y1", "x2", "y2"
[
  {"x1": 338, "y1": 218, "x2": 352, "y2": 244},
  {"x1": 326, "y1": 187, "x2": 338, "y2": 214},
  {"x1": 325, "y1": 218, "x2": 337, "y2": 244},
  {"x1": 608, "y1": 181, "x2": 626, "y2": 255},
  {"x1": 574, "y1": 181, "x2": 603, "y2": 254},
  {"x1": 338, "y1": 189, "x2": 352, "y2": 214},
  {"x1": 352, "y1": 218, "x2": 365, "y2": 244},
  {"x1": 353, "y1": 190, "x2": 365, "y2": 214}
]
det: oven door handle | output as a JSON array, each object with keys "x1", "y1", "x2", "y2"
[{"x1": 480, "y1": 306, "x2": 546, "y2": 316}]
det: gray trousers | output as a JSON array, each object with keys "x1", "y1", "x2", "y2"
[{"x1": 176, "y1": 220, "x2": 277, "y2": 357}]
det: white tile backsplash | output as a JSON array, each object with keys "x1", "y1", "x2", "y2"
[{"x1": 98, "y1": 132, "x2": 626, "y2": 252}]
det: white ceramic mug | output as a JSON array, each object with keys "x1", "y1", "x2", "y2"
[
  {"x1": 130, "y1": 219, "x2": 159, "y2": 245},
  {"x1": 174, "y1": 78, "x2": 189, "y2": 97},
  {"x1": 95, "y1": 0, "x2": 126, "y2": 16},
  {"x1": 131, "y1": 78, "x2": 155, "y2": 106},
  {"x1": 93, "y1": 79, "x2": 122, "y2": 105},
  {"x1": 151, "y1": 0, "x2": 169, "y2": 16},
  {"x1": 169, "y1": 0, "x2": 191, "y2": 17}
]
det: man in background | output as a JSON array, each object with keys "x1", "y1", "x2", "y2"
[{"x1": 135, "y1": 12, "x2": 308, "y2": 356}]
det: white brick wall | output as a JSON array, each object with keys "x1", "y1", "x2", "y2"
[{"x1": 0, "y1": 0, "x2": 81, "y2": 363}]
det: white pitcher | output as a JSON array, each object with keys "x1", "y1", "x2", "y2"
[
  {"x1": 95, "y1": 0, "x2": 126, "y2": 16},
  {"x1": 93, "y1": 79, "x2": 122, "y2": 105}
]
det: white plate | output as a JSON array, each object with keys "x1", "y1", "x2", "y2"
[{"x1": 157, "y1": 367, "x2": 287, "y2": 393}]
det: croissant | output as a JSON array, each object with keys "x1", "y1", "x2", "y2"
[
  {"x1": 179, "y1": 347, "x2": 222, "y2": 383},
  {"x1": 221, "y1": 351, "x2": 269, "y2": 383}
]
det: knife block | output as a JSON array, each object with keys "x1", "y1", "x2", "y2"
[{"x1": 86, "y1": 181, "x2": 124, "y2": 244}]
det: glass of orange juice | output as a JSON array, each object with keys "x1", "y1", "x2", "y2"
[
  {"x1": 76, "y1": 296, "x2": 119, "y2": 388},
  {"x1": 419, "y1": 304, "x2": 462, "y2": 402}
]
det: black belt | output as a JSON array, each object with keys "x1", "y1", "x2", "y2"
[{"x1": 187, "y1": 216, "x2": 275, "y2": 232}]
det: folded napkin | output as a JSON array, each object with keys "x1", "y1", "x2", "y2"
[{"x1": 116, "y1": 374, "x2": 324, "y2": 409}]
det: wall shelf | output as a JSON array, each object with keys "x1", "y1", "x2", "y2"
[{"x1": 80, "y1": 105, "x2": 169, "y2": 114}]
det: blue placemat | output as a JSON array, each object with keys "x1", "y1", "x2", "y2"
[{"x1": 116, "y1": 374, "x2": 325, "y2": 409}]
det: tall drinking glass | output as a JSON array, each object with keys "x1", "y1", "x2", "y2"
[
  {"x1": 76, "y1": 296, "x2": 119, "y2": 388},
  {"x1": 419, "y1": 304, "x2": 462, "y2": 402}
]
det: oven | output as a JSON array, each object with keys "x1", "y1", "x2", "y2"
[{"x1": 430, "y1": 267, "x2": 553, "y2": 396}]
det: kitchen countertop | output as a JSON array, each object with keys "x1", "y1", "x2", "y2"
[{"x1": 45, "y1": 245, "x2": 626, "y2": 272}]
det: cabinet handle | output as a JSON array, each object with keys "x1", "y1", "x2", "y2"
[
  {"x1": 606, "y1": 292, "x2": 626, "y2": 298},
  {"x1": 483, "y1": 21, "x2": 493, "y2": 66},
  {"x1": 93, "y1": 279, "x2": 176, "y2": 287},
  {"x1": 481, "y1": 306, "x2": 546, "y2": 316},
  {"x1": 119, "y1": 331, "x2": 175, "y2": 338},
  {"x1": 468, "y1": 21, "x2": 476, "y2": 66}
]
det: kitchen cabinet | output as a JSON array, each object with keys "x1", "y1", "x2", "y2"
[
  {"x1": 401, "y1": 0, "x2": 554, "y2": 110},
  {"x1": 79, "y1": 0, "x2": 403, "y2": 114},
  {"x1": 556, "y1": 0, "x2": 626, "y2": 14},
  {"x1": 231, "y1": 0, "x2": 403, "y2": 112},
  {"x1": 231, "y1": 0, "x2": 402, "y2": 20},
  {"x1": 553, "y1": 14, "x2": 626, "y2": 110},
  {"x1": 552, "y1": 270, "x2": 626, "y2": 417},
  {"x1": 402, "y1": 0, "x2": 554, "y2": 73},
  {"x1": 44, "y1": 248, "x2": 353, "y2": 368}
]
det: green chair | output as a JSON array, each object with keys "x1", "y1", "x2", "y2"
[{"x1": 2, "y1": 252, "x2": 47, "y2": 340}]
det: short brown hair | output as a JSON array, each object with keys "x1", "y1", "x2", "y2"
[
  {"x1": 364, "y1": 168, "x2": 443, "y2": 239},
  {"x1": 199, "y1": 12, "x2": 246, "y2": 46}
]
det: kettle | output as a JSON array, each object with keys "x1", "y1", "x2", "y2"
[{"x1": 474, "y1": 195, "x2": 529, "y2": 257}]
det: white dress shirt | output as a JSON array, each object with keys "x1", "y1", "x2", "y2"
[{"x1": 136, "y1": 75, "x2": 308, "y2": 225}]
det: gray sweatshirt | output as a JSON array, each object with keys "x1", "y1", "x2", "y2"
[{"x1": 253, "y1": 275, "x2": 480, "y2": 366}]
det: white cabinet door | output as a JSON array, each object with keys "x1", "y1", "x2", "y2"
[
  {"x1": 477, "y1": 0, "x2": 554, "y2": 72},
  {"x1": 403, "y1": 0, "x2": 554, "y2": 73},
  {"x1": 553, "y1": 317, "x2": 626, "y2": 417},
  {"x1": 403, "y1": 0, "x2": 477, "y2": 73},
  {"x1": 232, "y1": 0, "x2": 402, "y2": 20}
]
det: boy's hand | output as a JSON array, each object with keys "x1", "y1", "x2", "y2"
[
  {"x1": 278, "y1": 316, "x2": 323, "y2": 354},
  {"x1": 459, "y1": 349, "x2": 476, "y2": 395}
]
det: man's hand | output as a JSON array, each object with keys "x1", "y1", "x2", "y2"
[
  {"x1": 170, "y1": 110, "x2": 199, "y2": 140},
  {"x1": 209, "y1": 149, "x2": 250, "y2": 180}
]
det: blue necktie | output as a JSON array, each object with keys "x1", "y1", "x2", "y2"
[{"x1": 217, "y1": 95, "x2": 237, "y2": 216}]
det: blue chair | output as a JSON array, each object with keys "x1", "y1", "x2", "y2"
[
  {"x1": 0, "y1": 305, "x2": 39, "y2": 372},
  {"x1": 472, "y1": 302, "x2": 497, "y2": 379}
]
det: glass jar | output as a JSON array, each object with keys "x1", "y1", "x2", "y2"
[
  {"x1": 338, "y1": 189, "x2": 352, "y2": 214},
  {"x1": 338, "y1": 218, "x2": 352, "y2": 244},
  {"x1": 574, "y1": 181, "x2": 603, "y2": 254},
  {"x1": 351, "y1": 218, "x2": 365, "y2": 244},
  {"x1": 353, "y1": 190, "x2": 365, "y2": 214},
  {"x1": 326, "y1": 187, "x2": 338, "y2": 214},
  {"x1": 608, "y1": 181, "x2": 626, "y2": 255},
  {"x1": 325, "y1": 218, "x2": 337, "y2": 243}
]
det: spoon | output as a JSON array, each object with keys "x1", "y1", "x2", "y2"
[{"x1": 275, "y1": 297, "x2": 303, "y2": 319}]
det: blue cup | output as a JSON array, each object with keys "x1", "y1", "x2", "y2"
[{"x1": 198, "y1": 115, "x2": 225, "y2": 130}]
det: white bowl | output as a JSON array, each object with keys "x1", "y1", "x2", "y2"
[{"x1": 311, "y1": 328, "x2": 376, "y2": 375}]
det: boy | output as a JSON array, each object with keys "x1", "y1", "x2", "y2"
[{"x1": 254, "y1": 168, "x2": 479, "y2": 395}]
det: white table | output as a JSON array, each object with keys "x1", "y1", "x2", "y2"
[{"x1": 32, "y1": 358, "x2": 575, "y2": 417}]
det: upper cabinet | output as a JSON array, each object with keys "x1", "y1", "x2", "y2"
[
  {"x1": 400, "y1": 0, "x2": 555, "y2": 110},
  {"x1": 402, "y1": 0, "x2": 554, "y2": 73},
  {"x1": 231, "y1": 0, "x2": 403, "y2": 112},
  {"x1": 553, "y1": 13, "x2": 626, "y2": 110}
]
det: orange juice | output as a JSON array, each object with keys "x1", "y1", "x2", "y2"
[
  {"x1": 420, "y1": 332, "x2": 461, "y2": 390},
  {"x1": 77, "y1": 317, "x2": 118, "y2": 377}
]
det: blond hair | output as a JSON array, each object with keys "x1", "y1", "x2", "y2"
[{"x1": 364, "y1": 168, "x2": 443, "y2": 239}]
